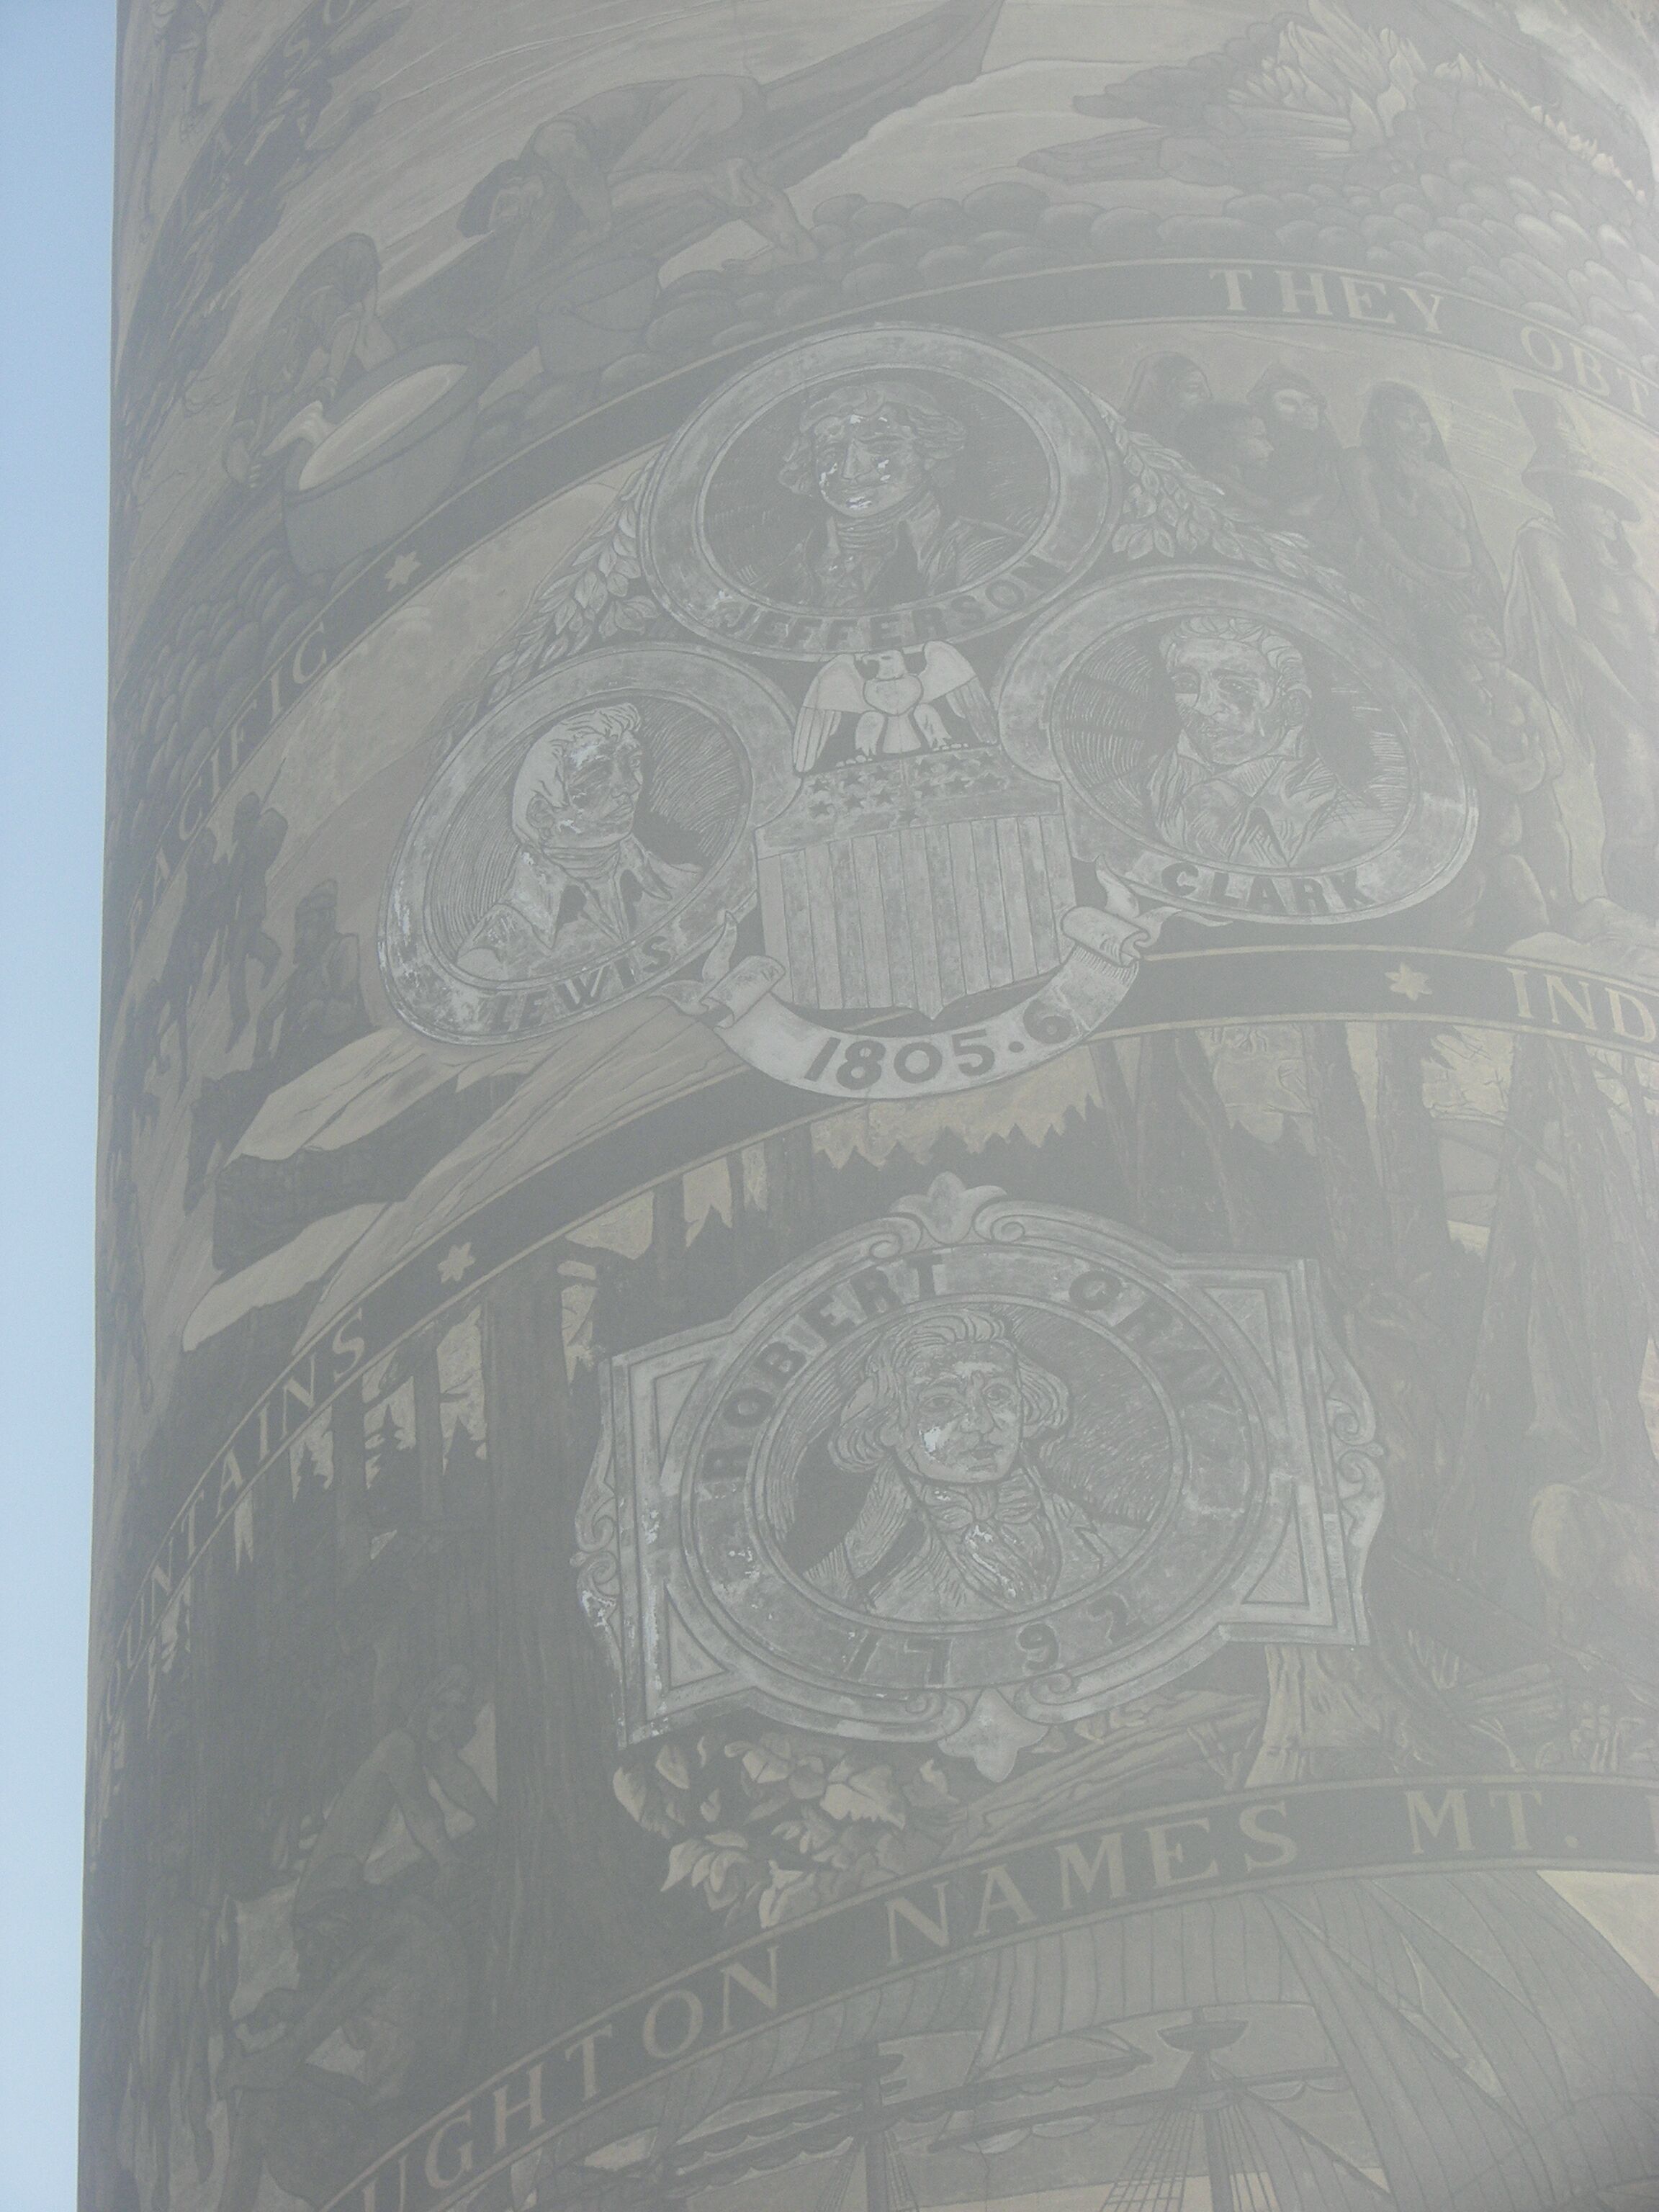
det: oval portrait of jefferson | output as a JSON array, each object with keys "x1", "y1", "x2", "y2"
[
  {"x1": 998, "y1": 571, "x2": 1474, "y2": 925},
  {"x1": 380, "y1": 644, "x2": 794, "y2": 1043},
  {"x1": 642, "y1": 326, "x2": 1119, "y2": 657}
]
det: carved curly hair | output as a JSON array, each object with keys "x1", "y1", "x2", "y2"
[
  {"x1": 778, "y1": 378, "x2": 968, "y2": 500},
  {"x1": 830, "y1": 1306, "x2": 1069, "y2": 1475},
  {"x1": 1159, "y1": 613, "x2": 1313, "y2": 725}
]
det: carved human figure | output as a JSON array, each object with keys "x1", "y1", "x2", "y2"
[
  {"x1": 1442, "y1": 608, "x2": 1578, "y2": 943},
  {"x1": 1341, "y1": 382, "x2": 1503, "y2": 647},
  {"x1": 101, "y1": 1174, "x2": 152, "y2": 1416},
  {"x1": 202, "y1": 71, "x2": 381, "y2": 304},
  {"x1": 292, "y1": 1666, "x2": 495, "y2": 1918},
  {"x1": 107, "y1": 984, "x2": 163, "y2": 1197},
  {"x1": 213, "y1": 1866, "x2": 467, "y2": 2212},
  {"x1": 760, "y1": 377, "x2": 1021, "y2": 611},
  {"x1": 215, "y1": 790, "x2": 287, "y2": 1045},
  {"x1": 1506, "y1": 392, "x2": 1659, "y2": 914},
  {"x1": 457, "y1": 705, "x2": 702, "y2": 981},
  {"x1": 127, "y1": 1817, "x2": 217, "y2": 2209},
  {"x1": 1142, "y1": 615, "x2": 1399, "y2": 870},
  {"x1": 184, "y1": 880, "x2": 370, "y2": 1209},
  {"x1": 1242, "y1": 364, "x2": 1346, "y2": 545},
  {"x1": 1120, "y1": 351, "x2": 1213, "y2": 454},
  {"x1": 223, "y1": 235, "x2": 395, "y2": 485},
  {"x1": 1178, "y1": 402, "x2": 1277, "y2": 518},
  {"x1": 251, "y1": 878, "x2": 369, "y2": 1076},
  {"x1": 138, "y1": 0, "x2": 215, "y2": 223},
  {"x1": 806, "y1": 1308, "x2": 1125, "y2": 1620},
  {"x1": 457, "y1": 75, "x2": 818, "y2": 292},
  {"x1": 155, "y1": 829, "x2": 228, "y2": 1085}
]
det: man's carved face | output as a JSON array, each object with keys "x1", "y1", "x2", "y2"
[
  {"x1": 1163, "y1": 630, "x2": 1305, "y2": 771},
  {"x1": 1267, "y1": 383, "x2": 1323, "y2": 436},
  {"x1": 1229, "y1": 413, "x2": 1274, "y2": 471},
  {"x1": 518, "y1": 726, "x2": 643, "y2": 857},
  {"x1": 891, "y1": 1344, "x2": 1024, "y2": 1489},
  {"x1": 807, "y1": 400, "x2": 930, "y2": 520},
  {"x1": 1387, "y1": 395, "x2": 1438, "y2": 459}
]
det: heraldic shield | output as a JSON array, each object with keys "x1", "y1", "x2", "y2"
[{"x1": 758, "y1": 644, "x2": 1074, "y2": 1024}]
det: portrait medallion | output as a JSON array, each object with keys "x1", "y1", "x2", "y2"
[
  {"x1": 579, "y1": 1175, "x2": 1382, "y2": 1779},
  {"x1": 998, "y1": 571, "x2": 1475, "y2": 927},
  {"x1": 380, "y1": 644, "x2": 795, "y2": 1043},
  {"x1": 679, "y1": 674, "x2": 1148, "y2": 1102},
  {"x1": 641, "y1": 325, "x2": 1120, "y2": 658}
]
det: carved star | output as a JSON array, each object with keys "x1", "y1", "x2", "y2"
[
  {"x1": 385, "y1": 551, "x2": 422, "y2": 591},
  {"x1": 437, "y1": 1239, "x2": 476, "y2": 1285},
  {"x1": 1385, "y1": 962, "x2": 1432, "y2": 1003}
]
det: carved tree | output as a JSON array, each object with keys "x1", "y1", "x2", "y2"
[
  {"x1": 1438, "y1": 1040, "x2": 1659, "y2": 1588},
  {"x1": 1133, "y1": 1031, "x2": 1272, "y2": 1250},
  {"x1": 483, "y1": 1248, "x2": 661, "y2": 2055}
]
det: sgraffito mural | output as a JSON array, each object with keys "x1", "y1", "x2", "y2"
[{"x1": 91, "y1": 6, "x2": 1659, "y2": 2211}]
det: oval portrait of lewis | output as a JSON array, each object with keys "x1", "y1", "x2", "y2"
[
  {"x1": 999, "y1": 571, "x2": 1474, "y2": 926},
  {"x1": 642, "y1": 326, "x2": 1118, "y2": 658},
  {"x1": 381, "y1": 644, "x2": 794, "y2": 1043}
]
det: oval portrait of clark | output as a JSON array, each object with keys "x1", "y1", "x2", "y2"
[
  {"x1": 999, "y1": 572, "x2": 1473, "y2": 925},
  {"x1": 642, "y1": 327, "x2": 1118, "y2": 657},
  {"x1": 758, "y1": 1303, "x2": 1175, "y2": 1629},
  {"x1": 381, "y1": 646, "x2": 793, "y2": 1043}
]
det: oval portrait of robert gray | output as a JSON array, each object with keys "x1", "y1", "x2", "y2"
[
  {"x1": 756, "y1": 1298, "x2": 1183, "y2": 1634},
  {"x1": 381, "y1": 644, "x2": 795, "y2": 1043},
  {"x1": 998, "y1": 571, "x2": 1474, "y2": 927},
  {"x1": 642, "y1": 327, "x2": 1118, "y2": 659}
]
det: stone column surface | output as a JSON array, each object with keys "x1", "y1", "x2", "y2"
[{"x1": 91, "y1": 4, "x2": 1659, "y2": 2208}]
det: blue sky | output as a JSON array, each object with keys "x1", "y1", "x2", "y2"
[{"x1": 0, "y1": 3, "x2": 112, "y2": 2206}]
